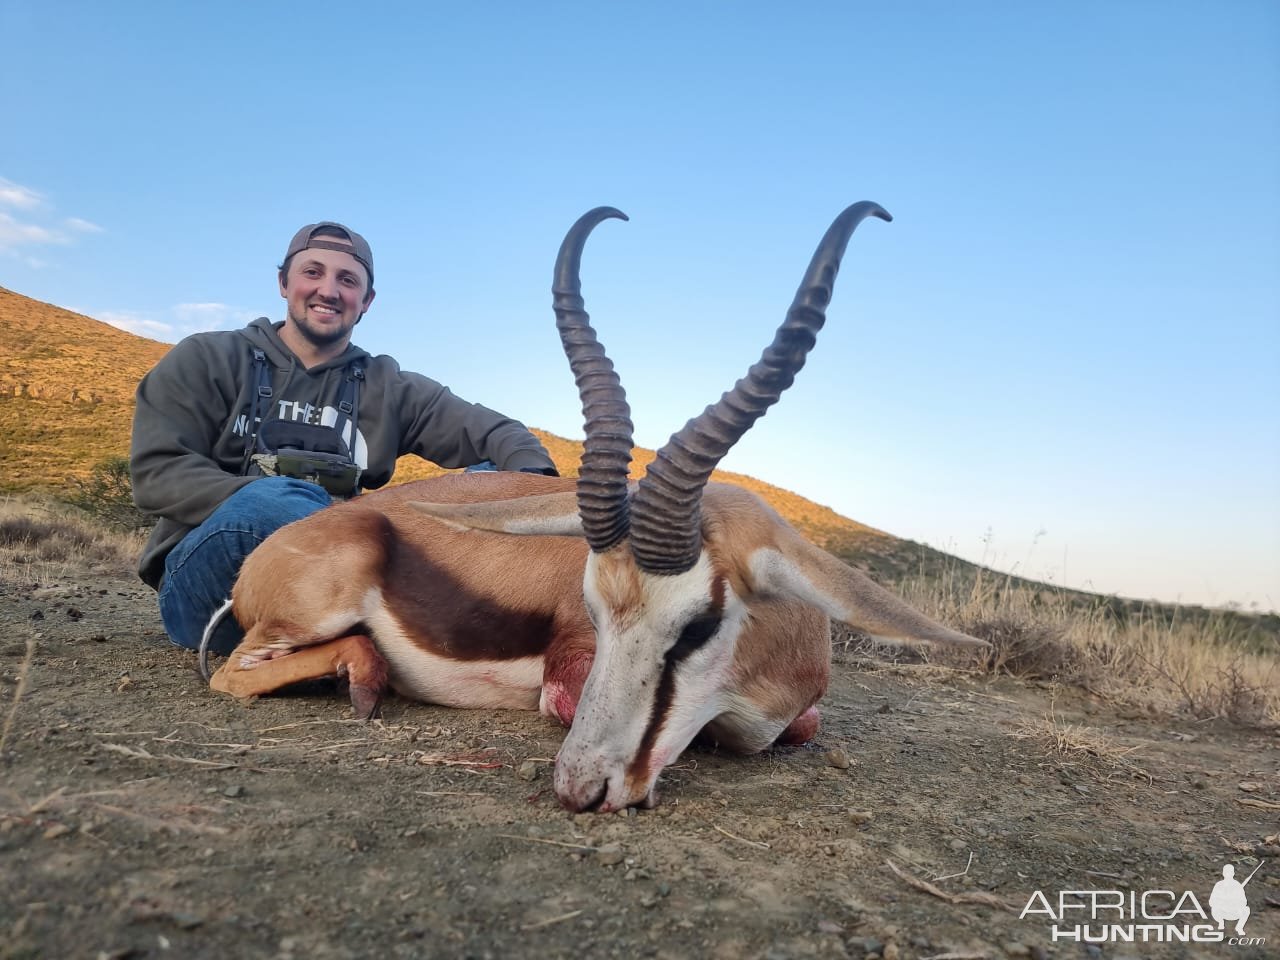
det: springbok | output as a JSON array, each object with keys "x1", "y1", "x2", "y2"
[{"x1": 206, "y1": 202, "x2": 988, "y2": 812}]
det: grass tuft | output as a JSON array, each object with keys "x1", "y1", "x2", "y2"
[
  {"x1": 884, "y1": 563, "x2": 1280, "y2": 728},
  {"x1": 0, "y1": 498, "x2": 146, "y2": 583}
]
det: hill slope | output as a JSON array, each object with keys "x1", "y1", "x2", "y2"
[
  {"x1": 0, "y1": 286, "x2": 940, "y2": 581},
  {"x1": 1, "y1": 286, "x2": 169, "y2": 486}
]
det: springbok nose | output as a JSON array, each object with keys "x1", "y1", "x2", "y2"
[{"x1": 559, "y1": 779, "x2": 607, "y2": 813}]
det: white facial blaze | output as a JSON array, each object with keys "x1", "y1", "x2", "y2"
[{"x1": 554, "y1": 552, "x2": 744, "y2": 811}]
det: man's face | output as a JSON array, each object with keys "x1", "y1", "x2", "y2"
[{"x1": 279, "y1": 242, "x2": 375, "y2": 350}]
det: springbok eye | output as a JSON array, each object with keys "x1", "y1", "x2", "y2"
[{"x1": 667, "y1": 613, "x2": 721, "y2": 663}]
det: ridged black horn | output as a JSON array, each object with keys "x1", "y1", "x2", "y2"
[
  {"x1": 553, "y1": 207, "x2": 634, "y2": 553},
  {"x1": 629, "y1": 201, "x2": 892, "y2": 574}
]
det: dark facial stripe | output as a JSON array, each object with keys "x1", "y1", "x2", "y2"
[
  {"x1": 623, "y1": 575, "x2": 729, "y2": 789},
  {"x1": 625, "y1": 656, "x2": 677, "y2": 791}
]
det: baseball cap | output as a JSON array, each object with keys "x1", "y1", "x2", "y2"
[{"x1": 284, "y1": 222, "x2": 374, "y2": 288}]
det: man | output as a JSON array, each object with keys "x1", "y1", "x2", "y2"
[{"x1": 130, "y1": 221, "x2": 557, "y2": 654}]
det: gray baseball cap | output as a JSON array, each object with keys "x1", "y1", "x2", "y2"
[{"x1": 284, "y1": 221, "x2": 374, "y2": 288}]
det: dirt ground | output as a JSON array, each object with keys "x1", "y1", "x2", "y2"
[{"x1": 1, "y1": 563, "x2": 1276, "y2": 960}]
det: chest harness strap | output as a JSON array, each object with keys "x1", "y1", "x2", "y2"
[{"x1": 239, "y1": 350, "x2": 366, "y2": 477}]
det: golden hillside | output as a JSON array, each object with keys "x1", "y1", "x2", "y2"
[
  {"x1": 1, "y1": 286, "x2": 169, "y2": 486},
  {"x1": 0, "y1": 286, "x2": 936, "y2": 581}
]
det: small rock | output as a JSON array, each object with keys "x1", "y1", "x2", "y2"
[
  {"x1": 847, "y1": 810, "x2": 874, "y2": 825},
  {"x1": 948, "y1": 838, "x2": 967, "y2": 852},
  {"x1": 816, "y1": 919, "x2": 843, "y2": 934},
  {"x1": 516, "y1": 760, "x2": 540, "y2": 781},
  {"x1": 1002, "y1": 942, "x2": 1031, "y2": 957},
  {"x1": 824, "y1": 747, "x2": 852, "y2": 770},
  {"x1": 882, "y1": 942, "x2": 900, "y2": 960},
  {"x1": 1239, "y1": 781, "x2": 1262, "y2": 793},
  {"x1": 223, "y1": 785, "x2": 245, "y2": 798},
  {"x1": 596, "y1": 843, "x2": 625, "y2": 866},
  {"x1": 43, "y1": 823, "x2": 72, "y2": 839}
]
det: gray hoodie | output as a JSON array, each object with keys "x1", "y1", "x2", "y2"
[{"x1": 130, "y1": 317, "x2": 555, "y2": 587}]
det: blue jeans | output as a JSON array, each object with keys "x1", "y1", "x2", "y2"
[{"x1": 158, "y1": 477, "x2": 332, "y2": 654}]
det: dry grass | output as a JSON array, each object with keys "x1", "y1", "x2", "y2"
[
  {"x1": 893, "y1": 564, "x2": 1280, "y2": 727},
  {"x1": 0, "y1": 638, "x2": 35, "y2": 757},
  {"x1": 0, "y1": 496, "x2": 146, "y2": 585},
  {"x1": 1011, "y1": 692, "x2": 1150, "y2": 782}
]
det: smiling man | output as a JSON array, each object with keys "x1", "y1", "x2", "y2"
[{"x1": 129, "y1": 221, "x2": 557, "y2": 655}]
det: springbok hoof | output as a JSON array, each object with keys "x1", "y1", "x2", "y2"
[{"x1": 349, "y1": 683, "x2": 383, "y2": 720}]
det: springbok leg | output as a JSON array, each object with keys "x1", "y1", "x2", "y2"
[{"x1": 209, "y1": 633, "x2": 389, "y2": 719}]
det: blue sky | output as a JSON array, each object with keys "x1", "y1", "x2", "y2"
[{"x1": 2, "y1": 2, "x2": 1277, "y2": 611}]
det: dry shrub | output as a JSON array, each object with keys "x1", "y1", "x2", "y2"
[
  {"x1": 1114, "y1": 616, "x2": 1279, "y2": 726},
  {"x1": 953, "y1": 612, "x2": 1088, "y2": 682},
  {"x1": 68, "y1": 456, "x2": 155, "y2": 531},
  {"x1": 0, "y1": 497, "x2": 145, "y2": 582},
  {"x1": 1013, "y1": 695, "x2": 1149, "y2": 782},
  {"x1": 874, "y1": 565, "x2": 1280, "y2": 728}
]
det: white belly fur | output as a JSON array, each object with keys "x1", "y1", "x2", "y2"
[{"x1": 367, "y1": 606, "x2": 544, "y2": 710}]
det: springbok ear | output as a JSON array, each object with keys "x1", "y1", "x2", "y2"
[
  {"x1": 409, "y1": 492, "x2": 586, "y2": 537},
  {"x1": 752, "y1": 534, "x2": 991, "y2": 651}
]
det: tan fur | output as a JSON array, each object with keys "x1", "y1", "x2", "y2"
[
  {"x1": 729, "y1": 600, "x2": 830, "y2": 727},
  {"x1": 591, "y1": 547, "x2": 647, "y2": 628},
  {"x1": 212, "y1": 473, "x2": 592, "y2": 705},
  {"x1": 701, "y1": 484, "x2": 790, "y2": 597}
]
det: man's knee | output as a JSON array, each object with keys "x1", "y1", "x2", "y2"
[
  {"x1": 228, "y1": 476, "x2": 333, "y2": 527},
  {"x1": 157, "y1": 478, "x2": 332, "y2": 652}
]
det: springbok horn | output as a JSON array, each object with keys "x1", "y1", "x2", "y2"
[
  {"x1": 553, "y1": 207, "x2": 634, "y2": 552},
  {"x1": 629, "y1": 201, "x2": 893, "y2": 574}
]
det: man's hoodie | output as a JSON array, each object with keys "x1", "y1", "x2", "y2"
[{"x1": 130, "y1": 317, "x2": 554, "y2": 588}]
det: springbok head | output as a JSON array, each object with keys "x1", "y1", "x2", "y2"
[
  {"x1": 552, "y1": 202, "x2": 891, "y2": 808},
  {"x1": 414, "y1": 203, "x2": 984, "y2": 811}
]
